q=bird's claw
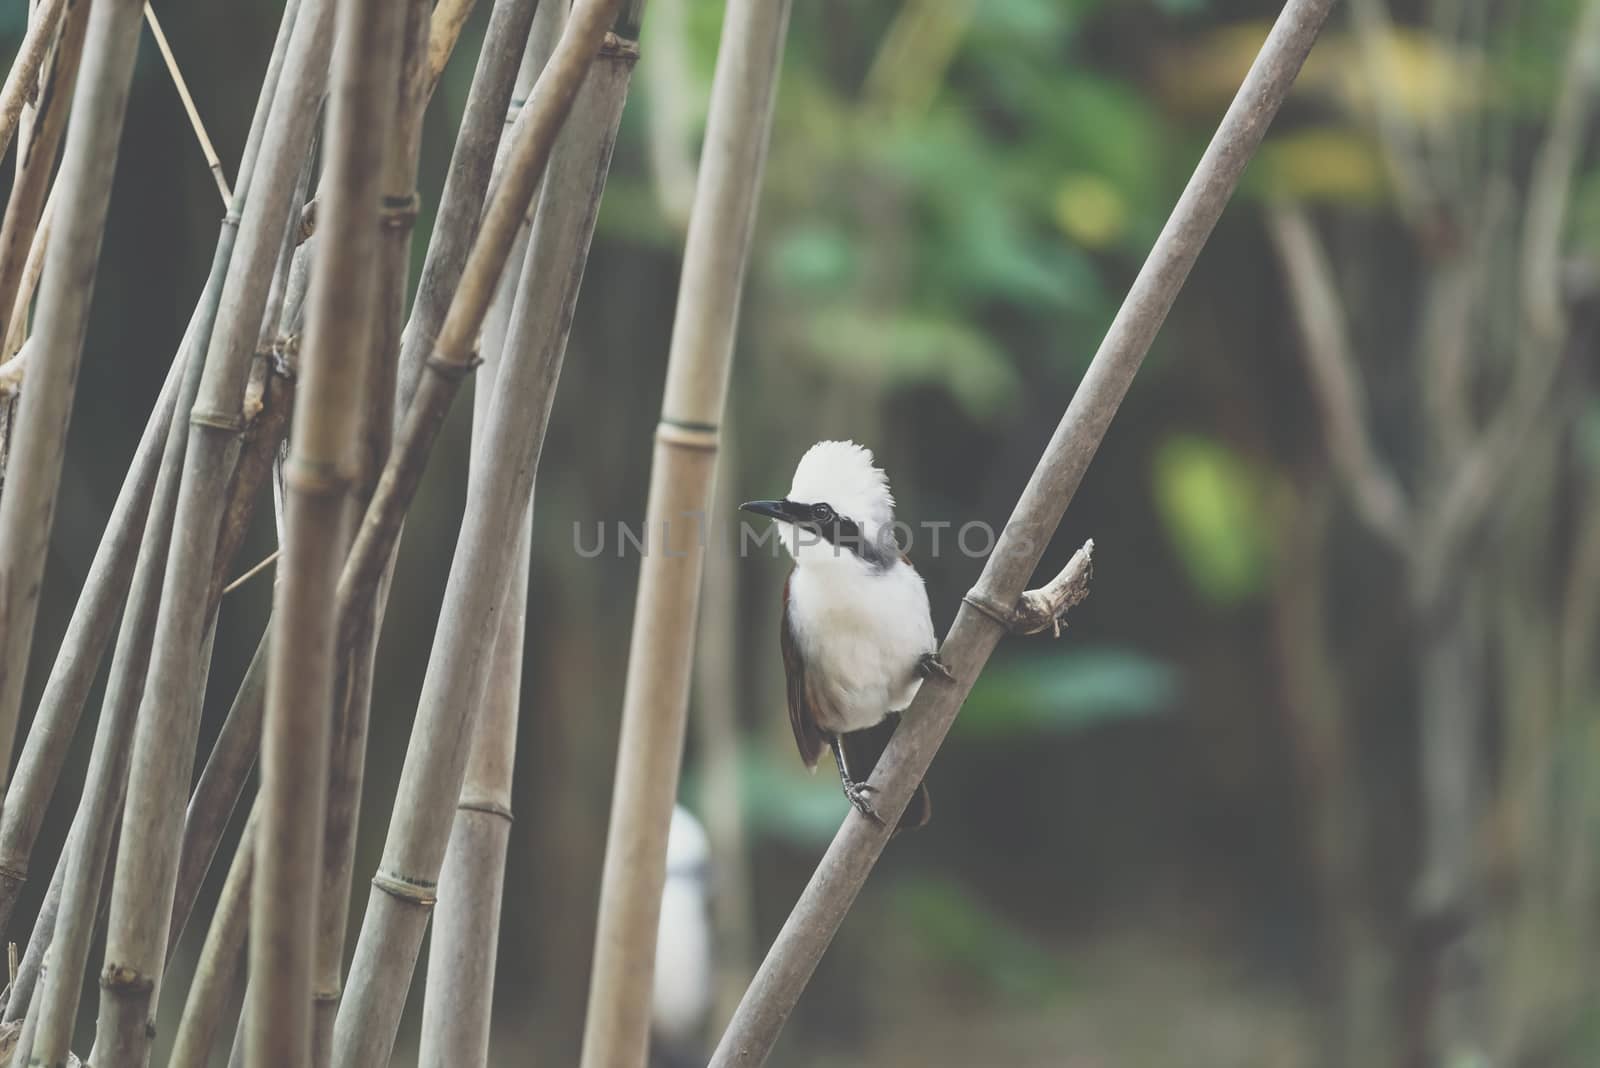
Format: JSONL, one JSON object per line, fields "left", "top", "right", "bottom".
{"left": 843, "top": 780, "right": 884, "bottom": 825}
{"left": 917, "top": 651, "right": 956, "bottom": 684}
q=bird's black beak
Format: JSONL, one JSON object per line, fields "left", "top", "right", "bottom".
{"left": 740, "top": 499, "right": 791, "bottom": 522}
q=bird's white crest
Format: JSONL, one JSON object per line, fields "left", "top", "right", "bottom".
{"left": 787, "top": 440, "right": 896, "bottom": 531}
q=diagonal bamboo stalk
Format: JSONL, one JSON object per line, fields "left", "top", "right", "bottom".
{"left": 0, "top": 0, "right": 96, "bottom": 794}
{"left": 4, "top": 183, "right": 55, "bottom": 361}
{"left": 0, "top": 0, "right": 89, "bottom": 355}
{"left": 425, "top": 0, "right": 480, "bottom": 98}
{"left": 334, "top": 24, "right": 639, "bottom": 1065}
{"left": 706, "top": 0, "right": 1338, "bottom": 1061}
{"left": 0, "top": 0, "right": 304, "bottom": 945}
{"left": 579, "top": 1, "right": 789, "bottom": 1063}
{"left": 394, "top": 0, "right": 544, "bottom": 419}
{"left": 94, "top": 0, "right": 338, "bottom": 1058}
{"left": 248, "top": 0, "right": 406, "bottom": 1060}
{"left": 0, "top": 0, "right": 66, "bottom": 167}
{"left": 15, "top": 236, "right": 233, "bottom": 1068}
{"left": 169, "top": 806, "right": 258, "bottom": 1068}
{"left": 416, "top": 12, "right": 565, "bottom": 1063}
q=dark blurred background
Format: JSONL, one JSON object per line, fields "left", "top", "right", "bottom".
{"left": 6, "top": 0, "right": 1600, "bottom": 1064}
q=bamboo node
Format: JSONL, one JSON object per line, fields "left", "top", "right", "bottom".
{"left": 190, "top": 407, "right": 245, "bottom": 433}
{"left": 600, "top": 32, "right": 642, "bottom": 64}
{"left": 424, "top": 351, "right": 483, "bottom": 382}
{"left": 0, "top": 860, "right": 27, "bottom": 884}
{"left": 655, "top": 419, "right": 719, "bottom": 452}
{"left": 458, "top": 797, "right": 514, "bottom": 823}
{"left": 312, "top": 988, "right": 341, "bottom": 1003}
{"left": 379, "top": 192, "right": 421, "bottom": 230}
{"left": 99, "top": 963, "right": 154, "bottom": 994}
{"left": 283, "top": 456, "right": 350, "bottom": 497}
{"left": 268, "top": 335, "right": 299, "bottom": 378}
{"left": 297, "top": 198, "right": 317, "bottom": 245}
{"left": 372, "top": 870, "right": 438, "bottom": 908}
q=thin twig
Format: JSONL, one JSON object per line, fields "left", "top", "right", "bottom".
{"left": 707, "top": 0, "right": 1338, "bottom": 1059}
{"left": 222, "top": 548, "right": 280, "bottom": 594}
{"left": 143, "top": 2, "right": 232, "bottom": 206}
{"left": 1266, "top": 204, "right": 1412, "bottom": 550}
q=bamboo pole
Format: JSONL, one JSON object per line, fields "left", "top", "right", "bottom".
{"left": 579, "top": 2, "right": 790, "bottom": 1064}
{"left": 333, "top": 24, "right": 638, "bottom": 1065}
{"left": 705, "top": 0, "right": 1338, "bottom": 1061}
{"left": 0, "top": 0, "right": 98, "bottom": 798}
{"left": 248, "top": 0, "right": 405, "bottom": 1060}
{"left": 94, "top": 0, "right": 338, "bottom": 1058}
{"left": 416, "top": 13, "right": 565, "bottom": 1063}
{"left": 0, "top": 0, "right": 66, "bottom": 166}
{"left": 0, "top": 0, "right": 303, "bottom": 943}
{"left": 168, "top": 0, "right": 557, "bottom": 1048}
{"left": 307, "top": 3, "right": 430, "bottom": 1063}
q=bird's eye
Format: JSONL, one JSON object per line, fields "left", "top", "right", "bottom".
{"left": 812, "top": 503, "right": 835, "bottom": 524}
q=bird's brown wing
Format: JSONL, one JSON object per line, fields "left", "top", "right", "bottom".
{"left": 781, "top": 572, "right": 828, "bottom": 770}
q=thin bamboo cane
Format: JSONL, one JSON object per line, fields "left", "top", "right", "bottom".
{"left": 94, "top": 0, "right": 337, "bottom": 1059}
{"left": 706, "top": 0, "right": 1338, "bottom": 1060}
{"left": 579, "top": 2, "right": 789, "bottom": 1063}
{"left": 333, "top": 30, "right": 638, "bottom": 1065}
{"left": 168, "top": 806, "right": 258, "bottom": 1068}
{"left": 169, "top": 0, "right": 553, "bottom": 1045}
{"left": 4, "top": 183, "right": 55, "bottom": 360}
{"left": 0, "top": 329, "right": 181, "bottom": 939}
{"left": 0, "top": 0, "right": 303, "bottom": 945}
{"left": 394, "top": 0, "right": 544, "bottom": 418}
{"left": 0, "top": 0, "right": 65, "bottom": 166}
{"left": 248, "top": 0, "right": 406, "bottom": 1059}
{"left": 15, "top": 227, "right": 235, "bottom": 1068}
{"left": 307, "top": 4, "right": 430, "bottom": 1064}
{"left": 0, "top": 0, "right": 98, "bottom": 794}
{"left": 415, "top": 14, "right": 565, "bottom": 1062}
{"left": 0, "top": 0, "right": 89, "bottom": 352}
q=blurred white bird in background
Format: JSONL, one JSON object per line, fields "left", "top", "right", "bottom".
{"left": 651, "top": 804, "right": 714, "bottom": 1067}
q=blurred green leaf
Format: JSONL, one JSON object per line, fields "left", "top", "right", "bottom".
{"left": 956, "top": 648, "right": 1176, "bottom": 739}
{"left": 890, "top": 878, "right": 1067, "bottom": 997}
{"left": 698, "top": 745, "right": 848, "bottom": 847}
{"left": 769, "top": 225, "right": 859, "bottom": 293}
{"left": 1152, "top": 435, "right": 1275, "bottom": 603}
{"left": 808, "top": 306, "right": 1022, "bottom": 420}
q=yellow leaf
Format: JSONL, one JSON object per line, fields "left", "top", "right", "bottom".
{"left": 1258, "top": 128, "right": 1386, "bottom": 204}
{"left": 1052, "top": 172, "right": 1128, "bottom": 249}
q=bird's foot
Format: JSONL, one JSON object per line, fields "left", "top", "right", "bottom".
{"left": 842, "top": 780, "right": 885, "bottom": 825}
{"left": 917, "top": 651, "right": 956, "bottom": 683}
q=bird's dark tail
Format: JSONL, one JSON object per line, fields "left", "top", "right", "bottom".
{"left": 839, "top": 712, "right": 932, "bottom": 832}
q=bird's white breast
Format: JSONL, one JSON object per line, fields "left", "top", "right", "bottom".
{"left": 788, "top": 554, "right": 936, "bottom": 734}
